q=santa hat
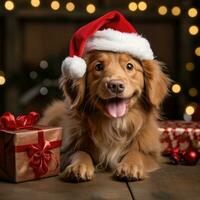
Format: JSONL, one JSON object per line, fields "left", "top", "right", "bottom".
{"left": 62, "top": 10, "right": 154, "bottom": 78}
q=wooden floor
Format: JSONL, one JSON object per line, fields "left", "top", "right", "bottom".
{"left": 0, "top": 164, "right": 200, "bottom": 200}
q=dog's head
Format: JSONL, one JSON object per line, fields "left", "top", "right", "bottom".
{"left": 60, "top": 51, "right": 170, "bottom": 118}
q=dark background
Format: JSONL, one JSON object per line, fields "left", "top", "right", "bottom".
{"left": 0, "top": 0, "right": 199, "bottom": 120}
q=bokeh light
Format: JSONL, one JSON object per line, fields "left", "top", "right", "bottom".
{"left": 4, "top": 1, "right": 15, "bottom": 11}
{"left": 185, "top": 105, "right": 195, "bottom": 115}
{"left": 86, "top": 4, "right": 96, "bottom": 14}
{"left": 188, "top": 8, "right": 198, "bottom": 18}
{"left": 40, "top": 87, "right": 48, "bottom": 95}
{"left": 183, "top": 113, "right": 192, "bottom": 122}
{"left": 188, "top": 25, "right": 199, "bottom": 35}
{"left": 51, "top": 1, "right": 60, "bottom": 10}
{"left": 138, "top": 1, "right": 147, "bottom": 11}
{"left": 171, "top": 6, "right": 181, "bottom": 16}
{"left": 29, "top": 71, "right": 38, "bottom": 79}
{"left": 195, "top": 47, "right": 200, "bottom": 56}
{"left": 128, "top": 2, "right": 137, "bottom": 12}
{"left": 0, "top": 73, "right": 6, "bottom": 85}
{"left": 40, "top": 60, "right": 48, "bottom": 69}
{"left": 172, "top": 83, "right": 181, "bottom": 93}
{"left": 158, "top": 6, "right": 168, "bottom": 15}
{"left": 189, "top": 88, "right": 198, "bottom": 97}
{"left": 185, "top": 62, "right": 195, "bottom": 71}
{"left": 66, "top": 2, "right": 75, "bottom": 12}
{"left": 31, "top": 0, "right": 40, "bottom": 8}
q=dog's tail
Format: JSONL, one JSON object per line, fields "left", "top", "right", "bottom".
{"left": 39, "top": 100, "right": 67, "bottom": 127}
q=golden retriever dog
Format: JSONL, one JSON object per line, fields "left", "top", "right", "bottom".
{"left": 40, "top": 50, "right": 170, "bottom": 182}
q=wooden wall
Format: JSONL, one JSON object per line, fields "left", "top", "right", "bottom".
{"left": 0, "top": 18, "right": 5, "bottom": 114}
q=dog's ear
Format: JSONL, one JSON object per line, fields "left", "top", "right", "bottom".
{"left": 59, "top": 74, "right": 85, "bottom": 110}
{"left": 142, "top": 60, "right": 170, "bottom": 108}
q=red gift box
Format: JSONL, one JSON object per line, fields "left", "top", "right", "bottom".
{"left": 0, "top": 112, "right": 62, "bottom": 182}
{"left": 158, "top": 121, "right": 200, "bottom": 154}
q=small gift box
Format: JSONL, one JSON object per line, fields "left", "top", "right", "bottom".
{"left": 158, "top": 121, "right": 200, "bottom": 154}
{"left": 0, "top": 112, "right": 62, "bottom": 182}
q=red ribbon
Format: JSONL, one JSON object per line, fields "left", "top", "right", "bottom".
{"left": 28, "top": 140, "right": 53, "bottom": 178}
{"left": 15, "top": 130, "right": 61, "bottom": 178}
{"left": 0, "top": 112, "right": 39, "bottom": 130}
{"left": 0, "top": 112, "right": 61, "bottom": 178}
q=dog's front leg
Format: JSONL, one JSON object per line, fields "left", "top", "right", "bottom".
{"left": 114, "top": 150, "right": 147, "bottom": 181}
{"left": 60, "top": 151, "right": 95, "bottom": 182}
{"left": 114, "top": 128, "right": 160, "bottom": 182}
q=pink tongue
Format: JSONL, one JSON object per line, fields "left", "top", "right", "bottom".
{"left": 106, "top": 101, "right": 127, "bottom": 118}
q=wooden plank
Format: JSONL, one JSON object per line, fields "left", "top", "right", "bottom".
{"left": 0, "top": 18, "right": 5, "bottom": 113}
{"left": 0, "top": 172, "right": 132, "bottom": 200}
{"left": 4, "top": 16, "right": 22, "bottom": 114}
{"left": 128, "top": 164, "right": 200, "bottom": 200}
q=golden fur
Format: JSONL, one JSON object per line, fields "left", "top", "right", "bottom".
{"left": 40, "top": 51, "right": 170, "bottom": 182}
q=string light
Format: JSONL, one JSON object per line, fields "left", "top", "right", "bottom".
{"left": 189, "top": 88, "right": 198, "bottom": 97}
{"left": 185, "top": 105, "right": 195, "bottom": 115}
{"left": 138, "top": 1, "right": 147, "bottom": 11}
{"left": 185, "top": 62, "right": 195, "bottom": 71}
{"left": 66, "top": 2, "right": 75, "bottom": 12}
{"left": 86, "top": 4, "right": 96, "bottom": 14}
{"left": 195, "top": 47, "right": 200, "bottom": 56}
{"left": 172, "top": 83, "right": 181, "bottom": 93}
{"left": 31, "top": 0, "right": 40, "bottom": 8}
{"left": 128, "top": 2, "right": 137, "bottom": 12}
{"left": 0, "top": 71, "right": 6, "bottom": 86}
{"left": 158, "top": 6, "right": 168, "bottom": 16}
{"left": 171, "top": 6, "right": 181, "bottom": 16}
{"left": 4, "top": 1, "right": 15, "bottom": 11}
{"left": 188, "top": 25, "right": 199, "bottom": 35}
{"left": 51, "top": 1, "right": 60, "bottom": 10}
{"left": 188, "top": 8, "right": 198, "bottom": 18}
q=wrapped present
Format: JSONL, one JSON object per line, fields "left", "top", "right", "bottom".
{"left": 159, "top": 121, "right": 200, "bottom": 154}
{"left": 0, "top": 112, "right": 62, "bottom": 182}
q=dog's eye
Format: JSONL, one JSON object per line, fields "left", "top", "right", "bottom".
{"left": 95, "top": 63, "right": 104, "bottom": 71}
{"left": 126, "top": 63, "right": 134, "bottom": 71}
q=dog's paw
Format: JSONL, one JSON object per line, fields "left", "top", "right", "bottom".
{"left": 60, "top": 163, "right": 95, "bottom": 183}
{"left": 114, "top": 162, "right": 146, "bottom": 182}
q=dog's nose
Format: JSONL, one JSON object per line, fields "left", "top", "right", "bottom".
{"left": 107, "top": 80, "right": 125, "bottom": 94}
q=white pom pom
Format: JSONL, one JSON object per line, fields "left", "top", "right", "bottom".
{"left": 61, "top": 56, "right": 87, "bottom": 78}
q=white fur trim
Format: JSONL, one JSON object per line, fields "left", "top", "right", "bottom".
{"left": 85, "top": 29, "right": 154, "bottom": 60}
{"left": 61, "top": 56, "right": 87, "bottom": 78}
